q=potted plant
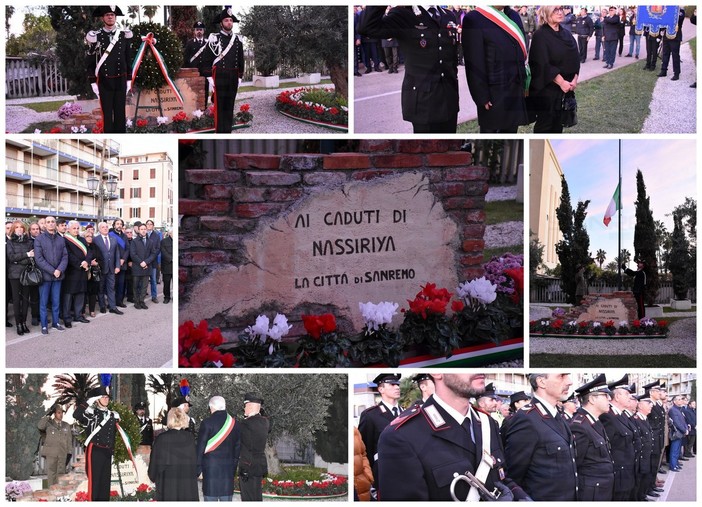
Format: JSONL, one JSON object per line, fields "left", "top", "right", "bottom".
{"left": 349, "top": 301, "right": 403, "bottom": 367}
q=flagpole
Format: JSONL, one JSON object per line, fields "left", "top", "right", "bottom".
{"left": 618, "top": 140, "right": 622, "bottom": 290}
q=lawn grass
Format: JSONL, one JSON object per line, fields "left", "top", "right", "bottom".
{"left": 21, "top": 100, "right": 71, "bottom": 113}
{"left": 531, "top": 353, "right": 695, "bottom": 368}
{"left": 689, "top": 36, "right": 696, "bottom": 60}
{"left": 663, "top": 305, "right": 696, "bottom": 313}
{"left": 21, "top": 121, "right": 60, "bottom": 133}
{"left": 238, "top": 79, "right": 333, "bottom": 94}
{"left": 484, "top": 199, "right": 523, "bottom": 225}
{"left": 458, "top": 60, "right": 658, "bottom": 133}
{"left": 483, "top": 245, "right": 522, "bottom": 263}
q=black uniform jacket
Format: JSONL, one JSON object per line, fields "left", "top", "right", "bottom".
{"left": 358, "top": 401, "right": 396, "bottom": 472}
{"left": 632, "top": 414, "right": 655, "bottom": 474}
{"left": 599, "top": 408, "right": 636, "bottom": 493}
{"left": 569, "top": 408, "right": 614, "bottom": 501}
{"left": 74, "top": 402, "right": 117, "bottom": 449}
{"left": 200, "top": 31, "right": 245, "bottom": 80}
{"left": 184, "top": 38, "right": 208, "bottom": 71}
{"left": 238, "top": 414, "right": 270, "bottom": 477}
{"left": 86, "top": 28, "right": 134, "bottom": 83}
{"left": 462, "top": 7, "right": 529, "bottom": 130}
{"left": 376, "top": 396, "right": 527, "bottom": 501}
{"left": 358, "top": 6, "right": 459, "bottom": 125}
{"left": 649, "top": 402, "right": 666, "bottom": 455}
{"left": 504, "top": 398, "right": 578, "bottom": 501}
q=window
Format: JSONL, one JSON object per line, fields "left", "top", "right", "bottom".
{"left": 149, "top": 207, "right": 155, "bottom": 218}
{"left": 119, "top": 188, "right": 124, "bottom": 199}
{"left": 133, "top": 169, "right": 139, "bottom": 180}
{"left": 129, "top": 207, "right": 139, "bottom": 219}
{"left": 130, "top": 188, "right": 141, "bottom": 198}
{"left": 150, "top": 168, "right": 156, "bottom": 179}
{"left": 150, "top": 187, "right": 156, "bottom": 198}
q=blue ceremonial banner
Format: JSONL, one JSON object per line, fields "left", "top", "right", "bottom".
{"left": 635, "top": 5, "right": 682, "bottom": 37}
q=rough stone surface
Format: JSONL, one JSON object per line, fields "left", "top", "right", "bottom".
{"left": 181, "top": 172, "right": 459, "bottom": 331}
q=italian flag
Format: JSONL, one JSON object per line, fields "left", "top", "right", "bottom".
{"left": 603, "top": 182, "right": 620, "bottom": 227}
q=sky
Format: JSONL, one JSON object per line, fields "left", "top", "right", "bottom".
{"left": 119, "top": 137, "right": 177, "bottom": 161}
{"left": 549, "top": 139, "right": 696, "bottom": 267}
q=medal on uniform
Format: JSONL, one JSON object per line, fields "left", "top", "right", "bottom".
{"left": 419, "top": 38, "right": 427, "bottom": 48}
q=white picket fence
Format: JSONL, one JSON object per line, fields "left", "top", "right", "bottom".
{"left": 530, "top": 278, "right": 697, "bottom": 304}
{"left": 6, "top": 57, "right": 70, "bottom": 99}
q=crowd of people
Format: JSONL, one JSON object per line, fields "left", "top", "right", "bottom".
{"left": 355, "top": 373, "right": 696, "bottom": 501}
{"left": 355, "top": 5, "right": 692, "bottom": 133}
{"left": 5, "top": 216, "right": 173, "bottom": 336}
{"left": 38, "top": 383, "right": 270, "bottom": 502}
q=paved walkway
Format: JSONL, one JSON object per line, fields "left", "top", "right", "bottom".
{"left": 656, "top": 454, "right": 696, "bottom": 501}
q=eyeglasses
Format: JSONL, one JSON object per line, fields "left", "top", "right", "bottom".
{"left": 553, "top": 7, "right": 564, "bottom": 13}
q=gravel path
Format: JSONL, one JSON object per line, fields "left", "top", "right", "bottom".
{"left": 642, "top": 41, "right": 696, "bottom": 133}
{"left": 6, "top": 106, "right": 59, "bottom": 133}
{"left": 529, "top": 317, "right": 696, "bottom": 359}
{"left": 485, "top": 185, "right": 518, "bottom": 202}
{"left": 485, "top": 221, "right": 523, "bottom": 249}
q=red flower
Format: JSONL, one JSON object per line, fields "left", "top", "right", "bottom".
{"left": 110, "top": 490, "right": 119, "bottom": 497}
{"left": 240, "top": 103, "right": 250, "bottom": 112}
{"left": 220, "top": 353, "right": 236, "bottom": 367}
{"left": 551, "top": 319, "right": 564, "bottom": 330}
{"left": 136, "top": 118, "right": 148, "bottom": 128}
{"left": 172, "top": 111, "right": 187, "bottom": 122}
{"left": 329, "top": 107, "right": 339, "bottom": 115}
{"left": 74, "top": 491, "right": 90, "bottom": 502}
{"left": 504, "top": 267, "right": 524, "bottom": 303}
{"left": 632, "top": 320, "right": 641, "bottom": 327}
{"left": 302, "top": 313, "right": 337, "bottom": 339}
{"left": 604, "top": 320, "right": 615, "bottom": 327}
{"left": 50, "top": 126, "right": 62, "bottom": 133}
{"left": 179, "top": 139, "right": 198, "bottom": 145}
{"left": 136, "top": 484, "right": 150, "bottom": 493}
{"left": 658, "top": 320, "right": 667, "bottom": 327}
{"left": 92, "top": 120, "right": 104, "bottom": 134}
{"left": 451, "top": 300, "right": 465, "bottom": 312}
{"left": 578, "top": 321, "right": 589, "bottom": 328}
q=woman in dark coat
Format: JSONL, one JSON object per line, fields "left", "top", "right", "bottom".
{"left": 527, "top": 5, "right": 580, "bottom": 133}
{"left": 6, "top": 221, "right": 34, "bottom": 335}
{"left": 83, "top": 230, "right": 101, "bottom": 318}
{"left": 160, "top": 231, "right": 173, "bottom": 304}
{"left": 27, "top": 222, "right": 42, "bottom": 326}
{"left": 148, "top": 408, "right": 199, "bottom": 501}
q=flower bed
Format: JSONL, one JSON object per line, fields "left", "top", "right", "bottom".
{"left": 261, "top": 473, "right": 347, "bottom": 498}
{"left": 275, "top": 87, "right": 348, "bottom": 131}
{"left": 530, "top": 317, "right": 669, "bottom": 338}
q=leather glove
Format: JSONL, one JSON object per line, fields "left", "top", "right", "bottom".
{"left": 91, "top": 83, "right": 100, "bottom": 99}
{"left": 491, "top": 481, "right": 514, "bottom": 502}
{"left": 126, "top": 80, "right": 132, "bottom": 94}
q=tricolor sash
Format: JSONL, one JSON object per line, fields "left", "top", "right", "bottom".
{"left": 475, "top": 6, "right": 531, "bottom": 91}
{"left": 131, "top": 32, "right": 184, "bottom": 105}
{"left": 64, "top": 233, "right": 87, "bottom": 256}
{"left": 95, "top": 28, "right": 123, "bottom": 78}
{"left": 205, "top": 413, "right": 235, "bottom": 453}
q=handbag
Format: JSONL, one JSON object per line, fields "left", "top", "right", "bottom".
{"left": 561, "top": 92, "right": 578, "bottom": 128}
{"left": 669, "top": 417, "right": 684, "bottom": 441}
{"left": 90, "top": 265, "right": 102, "bottom": 283}
{"left": 19, "top": 258, "right": 43, "bottom": 286}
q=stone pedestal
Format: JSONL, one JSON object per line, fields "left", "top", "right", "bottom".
{"left": 127, "top": 67, "right": 207, "bottom": 119}
{"left": 670, "top": 299, "right": 691, "bottom": 310}
{"left": 253, "top": 74, "right": 279, "bottom": 88}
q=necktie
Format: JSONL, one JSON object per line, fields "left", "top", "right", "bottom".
{"left": 103, "top": 236, "right": 109, "bottom": 250}
{"left": 143, "top": 237, "right": 147, "bottom": 246}
{"left": 462, "top": 414, "right": 476, "bottom": 443}
{"left": 392, "top": 407, "right": 399, "bottom": 418}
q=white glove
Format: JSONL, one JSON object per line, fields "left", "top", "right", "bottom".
{"left": 112, "top": 411, "right": 121, "bottom": 421}
{"left": 207, "top": 76, "right": 215, "bottom": 89}
{"left": 84, "top": 406, "right": 95, "bottom": 416}
{"left": 126, "top": 80, "right": 132, "bottom": 94}
{"left": 239, "top": 77, "right": 242, "bottom": 85}
{"left": 91, "top": 83, "right": 100, "bottom": 99}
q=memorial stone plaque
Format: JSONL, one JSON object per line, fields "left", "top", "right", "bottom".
{"left": 576, "top": 297, "right": 632, "bottom": 323}
{"left": 110, "top": 455, "right": 152, "bottom": 494}
{"left": 127, "top": 78, "right": 198, "bottom": 119}
{"left": 182, "top": 172, "right": 461, "bottom": 331}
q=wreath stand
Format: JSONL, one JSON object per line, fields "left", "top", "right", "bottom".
{"left": 131, "top": 87, "right": 165, "bottom": 123}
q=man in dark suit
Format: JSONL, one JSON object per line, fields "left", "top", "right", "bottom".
{"left": 62, "top": 220, "right": 90, "bottom": 327}
{"left": 85, "top": 6, "right": 134, "bottom": 133}
{"left": 109, "top": 219, "right": 129, "bottom": 308}
{"left": 196, "top": 395, "right": 241, "bottom": 501}
{"left": 359, "top": 5, "right": 460, "bottom": 133}
{"left": 569, "top": 374, "right": 614, "bottom": 501}
{"left": 657, "top": 8, "right": 686, "bottom": 80}
{"left": 145, "top": 220, "right": 161, "bottom": 303}
{"left": 358, "top": 373, "right": 402, "bottom": 485}
{"left": 599, "top": 376, "right": 636, "bottom": 500}
{"left": 238, "top": 392, "right": 271, "bottom": 501}
{"left": 160, "top": 230, "right": 173, "bottom": 304}
{"left": 504, "top": 373, "right": 577, "bottom": 501}
{"left": 200, "top": 7, "right": 245, "bottom": 133}
{"left": 461, "top": 5, "right": 529, "bottom": 133}
{"left": 94, "top": 221, "right": 123, "bottom": 315}
{"left": 377, "top": 373, "right": 529, "bottom": 501}
{"left": 129, "top": 223, "right": 157, "bottom": 310}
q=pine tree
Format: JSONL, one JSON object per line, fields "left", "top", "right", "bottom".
{"left": 48, "top": 6, "right": 98, "bottom": 97}
{"left": 633, "top": 170, "right": 660, "bottom": 305}
{"left": 554, "top": 175, "right": 591, "bottom": 304}
{"left": 6, "top": 374, "right": 50, "bottom": 480}
{"left": 313, "top": 384, "right": 348, "bottom": 463}
{"left": 669, "top": 212, "right": 690, "bottom": 300}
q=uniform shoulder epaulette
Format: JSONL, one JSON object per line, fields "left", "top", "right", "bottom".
{"left": 389, "top": 405, "right": 421, "bottom": 430}
{"left": 86, "top": 30, "right": 98, "bottom": 43}
{"left": 519, "top": 402, "right": 536, "bottom": 412}
{"left": 124, "top": 29, "right": 133, "bottom": 38}
{"left": 571, "top": 413, "right": 585, "bottom": 424}
{"left": 361, "top": 405, "right": 380, "bottom": 416}
{"left": 207, "top": 33, "right": 218, "bottom": 43}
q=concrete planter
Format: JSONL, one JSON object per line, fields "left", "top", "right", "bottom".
{"left": 645, "top": 305, "right": 664, "bottom": 318}
{"left": 670, "top": 299, "right": 692, "bottom": 310}
{"left": 253, "top": 74, "right": 279, "bottom": 88}
{"left": 298, "top": 72, "right": 321, "bottom": 84}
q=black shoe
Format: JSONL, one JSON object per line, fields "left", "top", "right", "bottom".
{"left": 142, "top": 303, "right": 149, "bottom": 310}
{"left": 100, "top": 307, "right": 107, "bottom": 314}
{"left": 691, "top": 82, "right": 697, "bottom": 88}
{"left": 127, "top": 298, "right": 134, "bottom": 303}
{"left": 364, "top": 68, "right": 372, "bottom": 74}
{"left": 647, "top": 492, "right": 660, "bottom": 498}
{"left": 163, "top": 298, "right": 170, "bottom": 304}
{"left": 52, "top": 324, "right": 65, "bottom": 331}
{"left": 626, "top": 54, "right": 632, "bottom": 57}
{"left": 671, "top": 74, "right": 679, "bottom": 81}
{"left": 21, "top": 323, "right": 29, "bottom": 333}
{"left": 658, "top": 468, "right": 667, "bottom": 474}
{"left": 109, "top": 308, "right": 124, "bottom": 315}
{"left": 41, "top": 327, "right": 48, "bottom": 335}
{"left": 593, "top": 57, "right": 599, "bottom": 60}
{"left": 16, "top": 324, "right": 24, "bottom": 336}
{"left": 603, "top": 64, "right": 610, "bottom": 68}
{"left": 116, "top": 302, "right": 127, "bottom": 308}
{"left": 76, "top": 317, "right": 90, "bottom": 323}
{"left": 652, "top": 487, "right": 664, "bottom": 493}
{"left": 64, "top": 322, "right": 72, "bottom": 328}
{"left": 6, "top": 321, "right": 12, "bottom": 328}
{"left": 679, "top": 456, "right": 689, "bottom": 461}
{"left": 635, "top": 55, "right": 639, "bottom": 59}
{"left": 375, "top": 67, "right": 382, "bottom": 72}
{"left": 657, "top": 71, "right": 667, "bottom": 77}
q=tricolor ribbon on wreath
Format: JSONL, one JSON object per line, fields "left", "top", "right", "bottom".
{"left": 131, "top": 32, "right": 184, "bottom": 106}
{"left": 115, "top": 422, "right": 140, "bottom": 481}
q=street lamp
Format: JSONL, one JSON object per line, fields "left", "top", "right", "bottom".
{"left": 87, "top": 175, "right": 118, "bottom": 222}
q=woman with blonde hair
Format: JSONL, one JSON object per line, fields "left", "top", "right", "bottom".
{"left": 6, "top": 221, "right": 34, "bottom": 335}
{"left": 527, "top": 6, "right": 580, "bottom": 133}
{"left": 147, "top": 408, "right": 198, "bottom": 501}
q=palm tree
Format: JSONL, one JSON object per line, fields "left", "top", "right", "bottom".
{"left": 619, "top": 249, "right": 632, "bottom": 266}
{"left": 51, "top": 374, "right": 98, "bottom": 408}
{"left": 127, "top": 6, "right": 141, "bottom": 24}
{"left": 595, "top": 249, "right": 606, "bottom": 269}
{"left": 143, "top": 5, "right": 158, "bottom": 21}
{"left": 146, "top": 374, "right": 176, "bottom": 423}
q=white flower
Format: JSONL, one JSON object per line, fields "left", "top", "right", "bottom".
{"left": 268, "top": 313, "right": 292, "bottom": 342}
{"left": 568, "top": 320, "right": 577, "bottom": 327}
{"left": 193, "top": 109, "right": 204, "bottom": 118}
{"left": 126, "top": 118, "right": 133, "bottom": 128}
{"left": 34, "top": 129, "right": 41, "bottom": 134}
{"left": 619, "top": 320, "right": 629, "bottom": 327}
{"left": 541, "top": 320, "right": 549, "bottom": 326}
{"left": 213, "top": 360, "right": 223, "bottom": 368}
{"left": 71, "top": 126, "right": 79, "bottom": 133}
{"left": 592, "top": 321, "right": 601, "bottom": 327}
{"left": 359, "top": 301, "right": 398, "bottom": 332}
{"left": 79, "top": 125, "right": 87, "bottom": 133}
{"left": 157, "top": 116, "right": 169, "bottom": 125}
{"left": 457, "top": 277, "right": 497, "bottom": 307}
{"left": 246, "top": 314, "right": 270, "bottom": 339}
